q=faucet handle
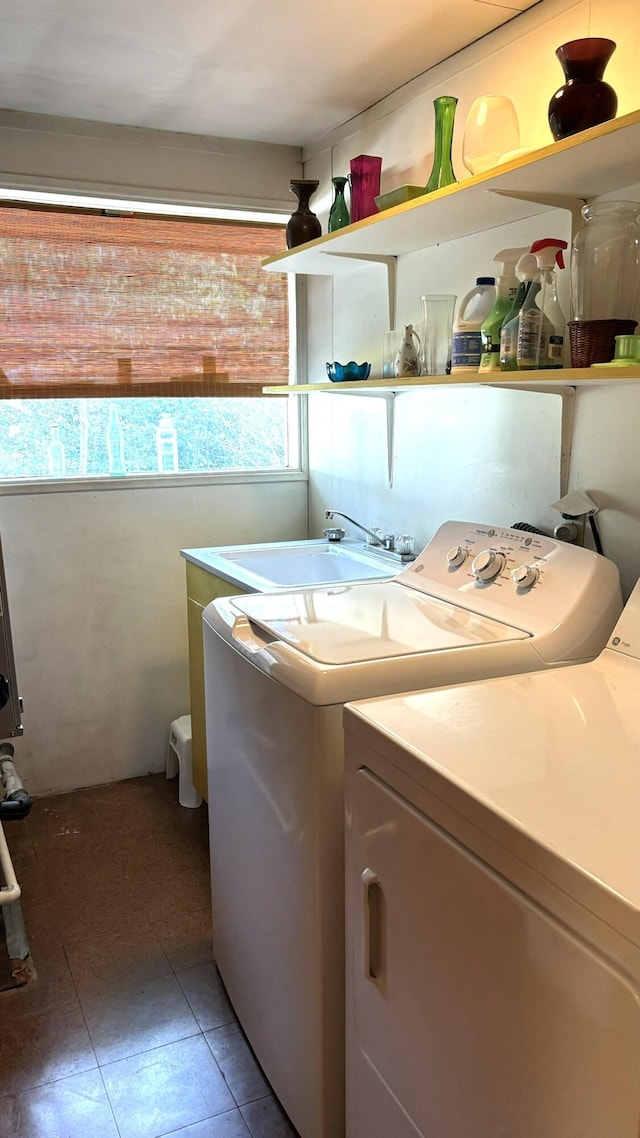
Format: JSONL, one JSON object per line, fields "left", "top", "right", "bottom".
{"left": 323, "top": 527, "right": 346, "bottom": 542}
{"left": 365, "top": 526, "right": 385, "bottom": 546}
{"left": 394, "top": 535, "right": 414, "bottom": 555}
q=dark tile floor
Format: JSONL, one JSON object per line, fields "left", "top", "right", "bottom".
{"left": 0, "top": 774, "right": 299, "bottom": 1138}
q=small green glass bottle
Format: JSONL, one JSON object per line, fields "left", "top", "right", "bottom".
{"left": 328, "top": 176, "right": 350, "bottom": 232}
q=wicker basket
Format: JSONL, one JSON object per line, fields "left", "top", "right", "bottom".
{"left": 568, "top": 319, "right": 638, "bottom": 368}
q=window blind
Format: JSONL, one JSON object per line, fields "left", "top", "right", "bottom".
{"left": 0, "top": 206, "right": 289, "bottom": 398}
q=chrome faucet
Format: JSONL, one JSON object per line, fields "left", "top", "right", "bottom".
{"left": 324, "top": 509, "right": 393, "bottom": 550}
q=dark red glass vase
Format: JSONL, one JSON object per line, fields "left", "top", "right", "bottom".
{"left": 286, "top": 180, "right": 322, "bottom": 249}
{"left": 548, "top": 37, "right": 618, "bottom": 141}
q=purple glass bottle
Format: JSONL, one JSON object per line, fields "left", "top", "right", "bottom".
{"left": 349, "top": 155, "right": 382, "bottom": 223}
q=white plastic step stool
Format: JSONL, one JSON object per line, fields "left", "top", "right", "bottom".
{"left": 166, "top": 715, "right": 202, "bottom": 808}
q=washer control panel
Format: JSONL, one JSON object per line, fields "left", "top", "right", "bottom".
{"left": 397, "top": 520, "right": 621, "bottom": 648}
{"left": 440, "top": 526, "right": 552, "bottom": 593}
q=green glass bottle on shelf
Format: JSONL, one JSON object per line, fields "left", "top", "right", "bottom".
{"left": 424, "top": 95, "right": 458, "bottom": 194}
{"left": 328, "top": 176, "right": 350, "bottom": 232}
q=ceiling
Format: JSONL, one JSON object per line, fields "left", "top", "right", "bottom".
{"left": 0, "top": 0, "right": 538, "bottom": 148}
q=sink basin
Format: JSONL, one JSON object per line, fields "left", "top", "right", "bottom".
{"left": 182, "top": 539, "right": 401, "bottom": 591}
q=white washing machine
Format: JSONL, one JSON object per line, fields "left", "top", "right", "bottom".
{"left": 202, "top": 520, "right": 622, "bottom": 1138}
{"left": 343, "top": 579, "right": 640, "bottom": 1138}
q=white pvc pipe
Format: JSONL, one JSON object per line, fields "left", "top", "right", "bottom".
{"left": 0, "top": 822, "right": 20, "bottom": 905}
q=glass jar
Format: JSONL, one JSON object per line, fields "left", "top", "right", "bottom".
{"left": 571, "top": 201, "right": 640, "bottom": 321}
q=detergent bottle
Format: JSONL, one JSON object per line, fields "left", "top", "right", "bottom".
{"left": 516, "top": 238, "right": 568, "bottom": 370}
{"left": 499, "top": 252, "right": 538, "bottom": 371}
{"left": 450, "top": 277, "right": 495, "bottom": 373}
{"left": 478, "top": 247, "right": 526, "bottom": 372}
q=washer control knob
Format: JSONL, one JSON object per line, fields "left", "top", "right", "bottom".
{"left": 446, "top": 545, "right": 468, "bottom": 569}
{"left": 512, "top": 563, "right": 539, "bottom": 590}
{"left": 471, "top": 549, "right": 505, "bottom": 582}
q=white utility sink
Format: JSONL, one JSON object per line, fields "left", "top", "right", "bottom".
{"left": 181, "top": 539, "right": 403, "bottom": 591}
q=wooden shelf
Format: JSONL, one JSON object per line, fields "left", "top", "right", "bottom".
{"left": 262, "top": 111, "right": 640, "bottom": 276}
{"left": 263, "top": 368, "right": 640, "bottom": 395}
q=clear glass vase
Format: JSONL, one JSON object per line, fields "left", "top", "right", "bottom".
{"left": 419, "top": 294, "right": 457, "bottom": 375}
{"left": 570, "top": 201, "right": 640, "bottom": 321}
{"left": 462, "top": 95, "right": 520, "bottom": 175}
{"left": 424, "top": 96, "right": 458, "bottom": 194}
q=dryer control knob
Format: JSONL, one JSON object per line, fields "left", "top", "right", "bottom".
{"left": 471, "top": 549, "right": 505, "bottom": 582}
{"left": 512, "top": 563, "right": 539, "bottom": 590}
{"left": 446, "top": 545, "right": 468, "bottom": 569}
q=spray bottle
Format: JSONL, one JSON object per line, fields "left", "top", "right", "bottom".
{"left": 478, "top": 247, "right": 527, "bottom": 372}
{"left": 516, "top": 238, "right": 568, "bottom": 370}
{"left": 499, "top": 252, "right": 538, "bottom": 371}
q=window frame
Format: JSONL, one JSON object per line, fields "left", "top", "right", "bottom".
{"left": 0, "top": 190, "right": 305, "bottom": 490}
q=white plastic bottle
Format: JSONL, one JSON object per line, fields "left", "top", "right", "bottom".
{"left": 156, "top": 413, "right": 179, "bottom": 472}
{"left": 516, "top": 238, "right": 568, "bottom": 370}
{"left": 450, "top": 277, "right": 496, "bottom": 373}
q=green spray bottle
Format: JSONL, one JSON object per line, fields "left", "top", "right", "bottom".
{"left": 478, "top": 247, "right": 527, "bottom": 372}
{"left": 499, "top": 252, "right": 538, "bottom": 371}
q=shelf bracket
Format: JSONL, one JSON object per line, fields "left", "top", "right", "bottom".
{"left": 385, "top": 392, "right": 395, "bottom": 489}
{"left": 489, "top": 189, "right": 586, "bottom": 235}
{"left": 322, "top": 253, "right": 397, "bottom": 329}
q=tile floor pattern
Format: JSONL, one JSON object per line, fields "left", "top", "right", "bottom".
{"left": 0, "top": 774, "right": 300, "bottom": 1138}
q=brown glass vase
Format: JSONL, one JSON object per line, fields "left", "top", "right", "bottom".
{"left": 286, "top": 180, "right": 322, "bottom": 249}
{"left": 548, "top": 38, "right": 618, "bottom": 141}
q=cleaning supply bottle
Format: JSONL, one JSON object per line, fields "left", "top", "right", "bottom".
{"left": 499, "top": 252, "right": 538, "bottom": 371}
{"left": 450, "top": 277, "right": 495, "bottom": 373}
{"left": 478, "top": 248, "right": 527, "bottom": 372}
{"left": 516, "top": 238, "right": 568, "bottom": 370}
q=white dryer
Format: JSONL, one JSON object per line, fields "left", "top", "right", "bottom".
{"left": 202, "top": 520, "right": 622, "bottom": 1138}
{"left": 344, "top": 579, "right": 640, "bottom": 1138}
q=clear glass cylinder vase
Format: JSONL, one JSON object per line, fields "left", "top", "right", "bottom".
{"left": 571, "top": 200, "right": 640, "bottom": 321}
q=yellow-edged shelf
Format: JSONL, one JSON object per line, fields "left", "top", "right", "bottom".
{"left": 263, "top": 368, "right": 640, "bottom": 394}
{"left": 262, "top": 110, "right": 640, "bottom": 276}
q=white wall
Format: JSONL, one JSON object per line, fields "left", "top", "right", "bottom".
{"left": 303, "top": 0, "right": 640, "bottom": 599}
{"left": 1, "top": 477, "right": 307, "bottom": 796}
{"left": 0, "top": 109, "right": 302, "bottom": 211}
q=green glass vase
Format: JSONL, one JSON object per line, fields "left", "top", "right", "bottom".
{"left": 328, "top": 176, "right": 350, "bottom": 232}
{"left": 424, "top": 95, "right": 458, "bottom": 194}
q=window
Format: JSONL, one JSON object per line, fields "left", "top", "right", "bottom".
{"left": 0, "top": 198, "right": 298, "bottom": 481}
